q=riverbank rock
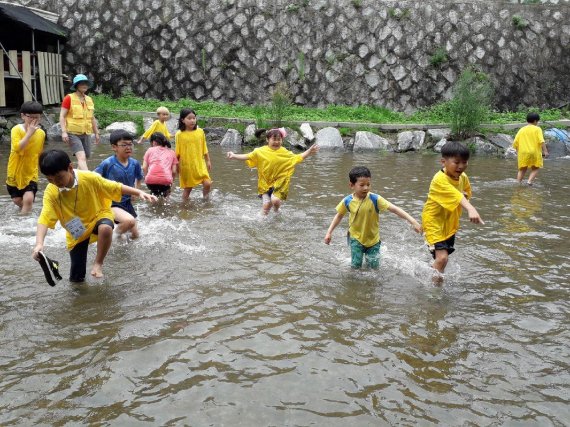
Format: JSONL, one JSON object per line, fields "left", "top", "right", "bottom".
{"left": 47, "top": 123, "right": 63, "bottom": 141}
{"left": 284, "top": 128, "right": 306, "bottom": 149}
{"left": 433, "top": 138, "right": 448, "bottom": 153}
{"left": 244, "top": 124, "right": 257, "bottom": 145}
{"left": 203, "top": 127, "right": 227, "bottom": 144}
{"left": 467, "top": 136, "right": 500, "bottom": 155}
{"left": 397, "top": 131, "right": 425, "bottom": 152}
{"left": 315, "top": 127, "right": 343, "bottom": 150}
{"left": 300, "top": 123, "right": 315, "bottom": 142}
{"left": 105, "top": 121, "right": 137, "bottom": 135}
{"left": 488, "top": 133, "right": 513, "bottom": 150}
{"left": 545, "top": 137, "right": 569, "bottom": 158}
{"left": 220, "top": 129, "right": 242, "bottom": 147}
{"left": 504, "top": 147, "right": 517, "bottom": 159}
{"left": 353, "top": 131, "right": 392, "bottom": 151}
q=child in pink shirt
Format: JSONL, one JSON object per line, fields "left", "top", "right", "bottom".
{"left": 142, "top": 132, "right": 178, "bottom": 198}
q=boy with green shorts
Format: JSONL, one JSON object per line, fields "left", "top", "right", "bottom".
{"left": 324, "top": 166, "right": 422, "bottom": 269}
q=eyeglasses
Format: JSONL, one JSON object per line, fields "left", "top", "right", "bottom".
{"left": 116, "top": 144, "right": 134, "bottom": 148}
{"left": 24, "top": 114, "right": 41, "bottom": 119}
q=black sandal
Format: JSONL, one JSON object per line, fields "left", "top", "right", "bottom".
{"left": 37, "top": 251, "right": 62, "bottom": 287}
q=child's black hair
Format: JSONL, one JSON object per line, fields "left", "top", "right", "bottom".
{"left": 39, "top": 149, "right": 71, "bottom": 176}
{"left": 441, "top": 141, "right": 470, "bottom": 161}
{"left": 178, "top": 108, "right": 197, "bottom": 131}
{"left": 110, "top": 129, "right": 134, "bottom": 145}
{"left": 349, "top": 166, "right": 371, "bottom": 184}
{"left": 150, "top": 131, "right": 171, "bottom": 148}
{"left": 20, "top": 101, "right": 43, "bottom": 114}
{"left": 526, "top": 112, "right": 540, "bottom": 123}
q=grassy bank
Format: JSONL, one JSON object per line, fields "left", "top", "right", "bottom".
{"left": 92, "top": 93, "right": 569, "bottom": 131}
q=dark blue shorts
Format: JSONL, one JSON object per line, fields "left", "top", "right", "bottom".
{"left": 429, "top": 234, "right": 456, "bottom": 259}
{"left": 69, "top": 218, "right": 114, "bottom": 282}
{"left": 112, "top": 199, "right": 137, "bottom": 220}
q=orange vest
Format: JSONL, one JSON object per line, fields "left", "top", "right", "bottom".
{"left": 66, "top": 93, "right": 94, "bottom": 134}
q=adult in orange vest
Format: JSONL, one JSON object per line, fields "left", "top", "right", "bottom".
{"left": 59, "top": 74, "right": 100, "bottom": 170}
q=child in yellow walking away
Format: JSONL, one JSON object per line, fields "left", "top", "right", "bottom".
{"left": 175, "top": 108, "right": 212, "bottom": 201}
{"left": 32, "top": 150, "right": 157, "bottom": 282}
{"left": 513, "top": 112, "right": 549, "bottom": 185}
{"left": 422, "top": 141, "right": 484, "bottom": 284}
{"left": 137, "top": 106, "right": 171, "bottom": 144}
{"left": 227, "top": 128, "right": 319, "bottom": 215}
{"left": 324, "top": 166, "right": 422, "bottom": 269}
{"left": 6, "top": 101, "right": 45, "bottom": 214}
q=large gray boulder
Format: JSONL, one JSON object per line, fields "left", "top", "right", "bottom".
{"left": 504, "top": 146, "right": 517, "bottom": 159}
{"left": 468, "top": 137, "right": 500, "bottom": 155}
{"left": 433, "top": 138, "right": 448, "bottom": 153}
{"left": 397, "top": 131, "right": 425, "bottom": 152}
{"left": 47, "top": 123, "right": 63, "bottom": 142}
{"left": 545, "top": 138, "right": 568, "bottom": 158}
{"left": 203, "top": 127, "right": 227, "bottom": 144}
{"left": 353, "top": 131, "right": 392, "bottom": 151}
{"left": 220, "top": 129, "right": 242, "bottom": 147}
{"left": 488, "top": 133, "right": 514, "bottom": 150}
{"left": 299, "top": 123, "right": 315, "bottom": 142}
{"left": 243, "top": 124, "right": 257, "bottom": 145}
{"left": 105, "top": 121, "right": 138, "bottom": 135}
{"left": 284, "top": 128, "right": 306, "bottom": 149}
{"left": 315, "top": 127, "right": 344, "bottom": 150}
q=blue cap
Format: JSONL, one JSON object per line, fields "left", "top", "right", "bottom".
{"left": 70, "top": 74, "right": 93, "bottom": 91}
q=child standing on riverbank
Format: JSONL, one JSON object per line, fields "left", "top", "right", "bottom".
{"left": 226, "top": 128, "right": 319, "bottom": 215}
{"left": 32, "top": 150, "right": 156, "bottom": 281}
{"left": 94, "top": 130, "right": 144, "bottom": 239}
{"left": 513, "top": 112, "right": 549, "bottom": 185}
{"left": 6, "top": 101, "right": 45, "bottom": 214}
{"left": 143, "top": 132, "right": 178, "bottom": 198}
{"left": 324, "top": 166, "right": 422, "bottom": 269}
{"left": 137, "top": 106, "right": 171, "bottom": 144}
{"left": 175, "top": 108, "right": 212, "bottom": 201}
{"left": 422, "top": 141, "right": 484, "bottom": 283}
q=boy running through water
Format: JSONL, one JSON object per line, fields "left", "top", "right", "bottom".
{"left": 324, "top": 166, "right": 422, "bottom": 269}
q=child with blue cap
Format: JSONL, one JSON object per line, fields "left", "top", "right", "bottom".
{"left": 59, "top": 73, "right": 100, "bottom": 170}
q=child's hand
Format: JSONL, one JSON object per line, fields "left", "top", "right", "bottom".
{"left": 32, "top": 244, "right": 43, "bottom": 261}
{"left": 324, "top": 233, "right": 332, "bottom": 245}
{"left": 309, "top": 144, "right": 320, "bottom": 155}
{"left": 226, "top": 151, "right": 235, "bottom": 159}
{"left": 411, "top": 220, "right": 423, "bottom": 234}
{"left": 207, "top": 159, "right": 212, "bottom": 171}
{"left": 139, "top": 191, "right": 158, "bottom": 203}
{"left": 27, "top": 119, "right": 40, "bottom": 134}
{"left": 467, "top": 207, "right": 485, "bottom": 225}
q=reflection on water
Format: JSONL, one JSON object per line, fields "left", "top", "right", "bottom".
{"left": 0, "top": 143, "right": 568, "bottom": 425}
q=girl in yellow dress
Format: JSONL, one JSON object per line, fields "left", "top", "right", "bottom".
{"left": 175, "top": 108, "right": 212, "bottom": 201}
{"left": 513, "top": 112, "right": 549, "bottom": 185}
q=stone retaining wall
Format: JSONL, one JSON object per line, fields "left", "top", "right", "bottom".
{"left": 11, "top": 0, "right": 570, "bottom": 111}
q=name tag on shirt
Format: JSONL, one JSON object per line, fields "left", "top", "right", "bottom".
{"left": 65, "top": 217, "right": 86, "bottom": 240}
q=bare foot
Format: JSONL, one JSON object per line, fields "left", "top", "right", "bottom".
{"left": 130, "top": 229, "right": 139, "bottom": 239}
{"left": 91, "top": 263, "right": 104, "bottom": 278}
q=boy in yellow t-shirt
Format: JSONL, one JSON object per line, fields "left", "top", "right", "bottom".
{"left": 137, "top": 106, "right": 171, "bottom": 144}
{"left": 32, "top": 150, "right": 157, "bottom": 282}
{"left": 422, "top": 141, "right": 484, "bottom": 282}
{"left": 324, "top": 166, "right": 422, "bottom": 269}
{"left": 226, "top": 128, "right": 319, "bottom": 215}
{"left": 6, "top": 101, "right": 45, "bottom": 214}
{"left": 513, "top": 112, "right": 549, "bottom": 185}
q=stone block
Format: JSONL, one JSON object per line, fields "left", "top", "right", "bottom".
{"left": 315, "top": 127, "right": 344, "bottom": 150}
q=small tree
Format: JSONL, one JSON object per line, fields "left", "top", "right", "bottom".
{"left": 449, "top": 67, "right": 494, "bottom": 139}
{"left": 270, "top": 82, "right": 292, "bottom": 127}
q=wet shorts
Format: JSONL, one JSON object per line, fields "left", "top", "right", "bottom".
{"left": 68, "top": 133, "right": 92, "bottom": 158}
{"left": 349, "top": 238, "right": 381, "bottom": 269}
{"left": 259, "top": 187, "right": 275, "bottom": 204}
{"left": 6, "top": 181, "right": 38, "bottom": 199}
{"left": 429, "top": 234, "right": 456, "bottom": 259}
{"left": 69, "top": 218, "right": 114, "bottom": 282}
{"left": 146, "top": 183, "right": 172, "bottom": 197}
{"left": 112, "top": 199, "right": 137, "bottom": 220}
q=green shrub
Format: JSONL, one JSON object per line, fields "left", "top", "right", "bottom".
{"left": 270, "top": 82, "right": 292, "bottom": 126}
{"left": 512, "top": 15, "right": 528, "bottom": 30}
{"left": 448, "top": 68, "right": 494, "bottom": 139}
{"left": 429, "top": 48, "right": 448, "bottom": 68}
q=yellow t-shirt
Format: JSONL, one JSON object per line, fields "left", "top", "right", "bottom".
{"left": 38, "top": 170, "right": 122, "bottom": 250}
{"left": 175, "top": 129, "right": 210, "bottom": 188}
{"left": 336, "top": 193, "right": 390, "bottom": 248}
{"left": 422, "top": 170, "right": 472, "bottom": 245}
{"left": 246, "top": 146, "right": 303, "bottom": 200}
{"left": 142, "top": 120, "right": 171, "bottom": 140}
{"left": 513, "top": 124, "right": 544, "bottom": 169}
{"left": 6, "top": 124, "right": 46, "bottom": 189}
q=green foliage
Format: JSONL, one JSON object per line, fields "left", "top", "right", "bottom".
{"left": 388, "top": 7, "right": 411, "bottom": 20}
{"left": 512, "top": 15, "right": 528, "bottom": 30}
{"left": 352, "top": 0, "right": 362, "bottom": 8}
{"left": 270, "top": 82, "right": 292, "bottom": 126}
{"left": 448, "top": 67, "right": 494, "bottom": 139}
{"left": 429, "top": 48, "right": 448, "bottom": 68}
{"left": 201, "top": 48, "right": 207, "bottom": 73}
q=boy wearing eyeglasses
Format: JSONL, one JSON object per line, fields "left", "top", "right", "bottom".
{"left": 6, "top": 101, "right": 45, "bottom": 214}
{"left": 94, "top": 130, "right": 144, "bottom": 240}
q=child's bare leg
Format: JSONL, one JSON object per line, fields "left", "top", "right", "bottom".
{"left": 517, "top": 167, "right": 527, "bottom": 183}
{"left": 20, "top": 191, "right": 34, "bottom": 214}
{"left": 262, "top": 201, "right": 272, "bottom": 215}
{"left": 271, "top": 195, "right": 282, "bottom": 212}
{"left": 75, "top": 151, "right": 89, "bottom": 171}
{"left": 527, "top": 167, "right": 540, "bottom": 185}
{"left": 91, "top": 224, "right": 113, "bottom": 278}
{"left": 432, "top": 249, "right": 448, "bottom": 285}
{"left": 182, "top": 187, "right": 192, "bottom": 202}
{"left": 202, "top": 180, "right": 212, "bottom": 199}
{"left": 11, "top": 197, "right": 23, "bottom": 210}
{"left": 112, "top": 207, "right": 136, "bottom": 236}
